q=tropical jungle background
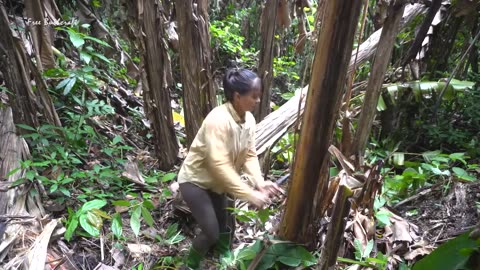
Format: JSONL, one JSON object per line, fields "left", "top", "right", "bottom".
{"left": 0, "top": 0, "right": 479, "bottom": 269}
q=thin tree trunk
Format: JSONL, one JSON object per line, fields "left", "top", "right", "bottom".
{"left": 352, "top": 1, "right": 406, "bottom": 159}
{"left": 25, "top": 0, "right": 56, "bottom": 70}
{"left": 175, "top": 0, "right": 216, "bottom": 146}
{"left": 279, "top": 0, "right": 362, "bottom": 245}
{"left": 427, "top": 15, "right": 463, "bottom": 76}
{"left": 348, "top": 3, "right": 426, "bottom": 75}
{"left": 136, "top": 0, "right": 178, "bottom": 170}
{"left": 0, "top": 4, "right": 38, "bottom": 131}
{"left": 254, "top": 0, "right": 278, "bottom": 122}
{"left": 401, "top": 0, "right": 442, "bottom": 67}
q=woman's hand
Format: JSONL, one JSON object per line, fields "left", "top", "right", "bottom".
{"left": 258, "top": 181, "right": 284, "bottom": 198}
{"left": 250, "top": 190, "right": 271, "bottom": 208}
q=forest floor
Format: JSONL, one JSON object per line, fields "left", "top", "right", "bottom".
{"left": 49, "top": 176, "right": 479, "bottom": 270}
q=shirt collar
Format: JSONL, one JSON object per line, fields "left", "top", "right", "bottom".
{"left": 226, "top": 102, "right": 245, "bottom": 124}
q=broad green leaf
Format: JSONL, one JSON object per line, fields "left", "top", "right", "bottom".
{"left": 84, "top": 36, "right": 112, "bottom": 48}
{"left": 257, "top": 208, "right": 271, "bottom": 224}
{"left": 449, "top": 153, "right": 467, "bottom": 165}
{"left": 166, "top": 230, "right": 185, "bottom": 244}
{"left": 65, "top": 214, "right": 79, "bottom": 241}
{"left": 111, "top": 213, "right": 123, "bottom": 239}
{"left": 55, "top": 78, "right": 71, "bottom": 90}
{"left": 161, "top": 172, "right": 177, "bottom": 182}
{"left": 376, "top": 209, "right": 392, "bottom": 227}
{"left": 453, "top": 167, "right": 476, "bottom": 181}
{"left": 25, "top": 170, "right": 36, "bottom": 181}
{"left": 59, "top": 187, "right": 71, "bottom": 197}
{"left": 377, "top": 95, "right": 387, "bottom": 111}
{"left": 81, "top": 199, "right": 107, "bottom": 212}
{"left": 69, "top": 31, "right": 85, "bottom": 48}
{"left": 421, "top": 163, "right": 443, "bottom": 175}
{"left": 6, "top": 167, "right": 21, "bottom": 177}
{"left": 142, "top": 200, "right": 155, "bottom": 210}
{"left": 364, "top": 239, "right": 374, "bottom": 258}
{"left": 422, "top": 150, "right": 442, "bottom": 163}
{"left": 112, "top": 135, "right": 122, "bottom": 145}
{"left": 80, "top": 51, "right": 92, "bottom": 65}
{"left": 16, "top": 124, "right": 36, "bottom": 132}
{"left": 165, "top": 223, "right": 179, "bottom": 239}
{"left": 393, "top": 152, "right": 405, "bottom": 166}
{"left": 91, "top": 52, "right": 111, "bottom": 64}
{"left": 63, "top": 77, "right": 77, "bottom": 95}
{"left": 112, "top": 200, "right": 131, "bottom": 207}
{"left": 354, "top": 238, "right": 363, "bottom": 260}
{"left": 32, "top": 161, "right": 51, "bottom": 167}
{"left": 236, "top": 248, "right": 257, "bottom": 261}
{"left": 86, "top": 211, "right": 103, "bottom": 229}
{"left": 413, "top": 231, "right": 479, "bottom": 270}
{"left": 141, "top": 206, "right": 154, "bottom": 227}
{"left": 337, "top": 257, "right": 375, "bottom": 268}
{"left": 79, "top": 213, "right": 100, "bottom": 237}
{"left": 278, "top": 256, "right": 301, "bottom": 267}
{"left": 281, "top": 92, "right": 294, "bottom": 100}
{"left": 130, "top": 205, "right": 142, "bottom": 236}
{"left": 91, "top": 208, "right": 111, "bottom": 219}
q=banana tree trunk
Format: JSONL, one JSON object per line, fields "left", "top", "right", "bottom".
{"left": 0, "top": 4, "right": 60, "bottom": 131}
{"left": 136, "top": 0, "right": 178, "bottom": 170}
{"left": 279, "top": 0, "right": 362, "bottom": 245}
{"left": 175, "top": 0, "right": 217, "bottom": 146}
{"left": 25, "top": 0, "right": 56, "bottom": 70}
{"left": 254, "top": 0, "right": 278, "bottom": 122}
{"left": 352, "top": 1, "right": 406, "bottom": 159}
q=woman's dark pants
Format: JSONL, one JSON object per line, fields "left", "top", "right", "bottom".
{"left": 179, "top": 182, "right": 229, "bottom": 255}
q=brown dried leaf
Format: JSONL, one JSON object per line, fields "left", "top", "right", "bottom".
{"left": 121, "top": 159, "right": 145, "bottom": 185}
{"left": 391, "top": 218, "right": 413, "bottom": 242}
{"left": 127, "top": 244, "right": 152, "bottom": 258}
{"left": 112, "top": 246, "right": 125, "bottom": 268}
{"left": 404, "top": 246, "right": 434, "bottom": 261}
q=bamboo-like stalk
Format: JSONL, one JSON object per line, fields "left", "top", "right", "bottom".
{"left": 352, "top": 1, "right": 407, "bottom": 159}
{"left": 317, "top": 185, "right": 353, "bottom": 270}
{"left": 279, "top": 0, "right": 362, "bottom": 245}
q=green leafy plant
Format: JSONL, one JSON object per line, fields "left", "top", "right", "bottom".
{"left": 112, "top": 197, "right": 156, "bottom": 237}
{"left": 337, "top": 239, "right": 389, "bottom": 270}
{"left": 221, "top": 239, "right": 316, "bottom": 270}
{"left": 65, "top": 199, "right": 109, "bottom": 241}
{"left": 155, "top": 223, "right": 186, "bottom": 245}
{"left": 413, "top": 231, "right": 480, "bottom": 270}
{"left": 228, "top": 207, "right": 275, "bottom": 228}
{"left": 382, "top": 151, "right": 477, "bottom": 203}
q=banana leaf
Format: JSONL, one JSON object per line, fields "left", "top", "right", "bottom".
{"left": 379, "top": 79, "right": 475, "bottom": 109}
{"left": 412, "top": 231, "right": 480, "bottom": 270}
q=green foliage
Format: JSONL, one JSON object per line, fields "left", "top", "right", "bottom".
{"left": 377, "top": 150, "right": 478, "bottom": 203}
{"left": 337, "top": 235, "right": 389, "bottom": 269}
{"left": 379, "top": 81, "right": 480, "bottom": 156}
{"left": 65, "top": 199, "right": 108, "bottom": 241}
{"left": 220, "top": 238, "right": 316, "bottom": 270}
{"left": 229, "top": 207, "right": 275, "bottom": 228}
{"left": 413, "top": 231, "right": 480, "bottom": 270}
{"left": 272, "top": 132, "right": 297, "bottom": 167}
{"left": 155, "top": 223, "right": 186, "bottom": 245}
{"left": 210, "top": 13, "right": 257, "bottom": 68}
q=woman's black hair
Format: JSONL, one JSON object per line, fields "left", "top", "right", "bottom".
{"left": 223, "top": 68, "right": 260, "bottom": 102}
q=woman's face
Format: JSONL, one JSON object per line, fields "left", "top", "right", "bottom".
{"left": 233, "top": 78, "right": 261, "bottom": 114}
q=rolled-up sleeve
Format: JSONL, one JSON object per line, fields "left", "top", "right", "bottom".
{"left": 204, "top": 120, "right": 256, "bottom": 202}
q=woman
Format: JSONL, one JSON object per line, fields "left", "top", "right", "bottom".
{"left": 177, "top": 68, "right": 282, "bottom": 269}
